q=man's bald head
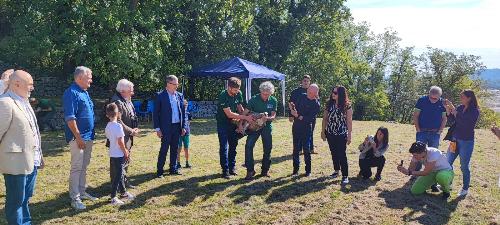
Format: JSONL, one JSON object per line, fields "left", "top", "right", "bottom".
{"left": 307, "top": 84, "right": 319, "bottom": 100}
{"left": 9, "top": 70, "right": 34, "bottom": 98}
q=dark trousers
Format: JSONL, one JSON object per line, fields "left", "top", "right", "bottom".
{"left": 218, "top": 125, "right": 238, "bottom": 173}
{"left": 245, "top": 128, "right": 273, "bottom": 173}
{"left": 359, "top": 156, "right": 385, "bottom": 178}
{"left": 157, "top": 123, "right": 181, "bottom": 176}
{"left": 110, "top": 157, "right": 126, "bottom": 198}
{"left": 3, "top": 167, "right": 38, "bottom": 225}
{"left": 326, "top": 134, "right": 349, "bottom": 177}
{"left": 38, "top": 112, "right": 56, "bottom": 131}
{"left": 293, "top": 123, "right": 313, "bottom": 173}
{"left": 308, "top": 119, "right": 316, "bottom": 150}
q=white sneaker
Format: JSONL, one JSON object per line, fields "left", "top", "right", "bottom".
{"left": 71, "top": 199, "right": 86, "bottom": 210}
{"left": 111, "top": 197, "right": 125, "bottom": 206}
{"left": 458, "top": 189, "right": 468, "bottom": 196}
{"left": 81, "top": 192, "right": 99, "bottom": 201}
{"left": 342, "top": 177, "right": 349, "bottom": 184}
{"left": 120, "top": 192, "right": 135, "bottom": 201}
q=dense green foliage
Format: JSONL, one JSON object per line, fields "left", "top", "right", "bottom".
{"left": 0, "top": 0, "right": 497, "bottom": 127}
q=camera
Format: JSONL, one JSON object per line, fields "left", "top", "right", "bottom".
{"left": 368, "top": 135, "right": 375, "bottom": 144}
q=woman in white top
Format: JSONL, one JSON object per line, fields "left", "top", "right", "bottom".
{"left": 358, "top": 127, "right": 389, "bottom": 181}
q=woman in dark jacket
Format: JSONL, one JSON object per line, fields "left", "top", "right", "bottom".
{"left": 110, "top": 79, "right": 140, "bottom": 188}
{"left": 444, "top": 89, "right": 480, "bottom": 197}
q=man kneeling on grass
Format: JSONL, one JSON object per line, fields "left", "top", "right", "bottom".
{"left": 397, "top": 141, "right": 454, "bottom": 200}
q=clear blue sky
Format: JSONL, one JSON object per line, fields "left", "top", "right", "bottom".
{"left": 346, "top": 0, "right": 500, "bottom": 68}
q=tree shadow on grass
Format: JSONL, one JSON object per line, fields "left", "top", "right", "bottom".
{"left": 265, "top": 176, "right": 337, "bottom": 203}
{"left": 119, "top": 173, "right": 246, "bottom": 210}
{"left": 0, "top": 172, "right": 156, "bottom": 224}
{"left": 339, "top": 176, "right": 377, "bottom": 193}
{"left": 378, "top": 179, "right": 465, "bottom": 225}
{"left": 229, "top": 176, "right": 293, "bottom": 204}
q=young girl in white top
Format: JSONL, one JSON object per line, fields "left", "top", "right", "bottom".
{"left": 105, "top": 103, "right": 135, "bottom": 205}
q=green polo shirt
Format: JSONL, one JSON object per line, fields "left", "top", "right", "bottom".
{"left": 247, "top": 94, "right": 277, "bottom": 130}
{"left": 216, "top": 90, "right": 244, "bottom": 128}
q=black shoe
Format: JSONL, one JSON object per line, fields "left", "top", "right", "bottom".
{"left": 292, "top": 169, "right": 299, "bottom": 176}
{"left": 431, "top": 184, "right": 440, "bottom": 193}
{"left": 260, "top": 171, "right": 271, "bottom": 178}
{"left": 245, "top": 170, "right": 256, "bottom": 180}
{"left": 156, "top": 175, "right": 165, "bottom": 179}
{"left": 305, "top": 172, "right": 311, "bottom": 177}
{"left": 331, "top": 172, "right": 339, "bottom": 178}
{"left": 374, "top": 175, "right": 382, "bottom": 181}
{"left": 442, "top": 192, "right": 450, "bottom": 200}
{"left": 222, "top": 172, "right": 231, "bottom": 179}
{"left": 229, "top": 170, "right": 238, "bottom": 176}
{"left": 185, "top": 162, "right": 191, "bottom": 168}
{"left": 126, "top": 184, "right": 137, "bottom": 189}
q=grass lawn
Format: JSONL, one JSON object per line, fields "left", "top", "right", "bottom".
{"left": 0, "top": 119, "right": 499, "bottom": 225}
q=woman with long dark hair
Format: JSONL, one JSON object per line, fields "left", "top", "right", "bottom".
{"left": 321, "top": 85, "right": 353, "bottom": 184}
{"left": 444, "top": 89, "right": 480, "bottom": 197}
{"left": 358, "top": 127, "right": 389, "bottom": 181}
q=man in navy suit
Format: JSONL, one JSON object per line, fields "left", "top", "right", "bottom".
{"left": 153, "top": 75, "right": 187, "bottom": 178}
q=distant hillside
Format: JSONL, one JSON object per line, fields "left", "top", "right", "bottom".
{"left": 480, "top": 69, "right": 500, "bottom": 89}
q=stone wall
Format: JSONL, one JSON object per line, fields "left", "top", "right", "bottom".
{"left": 32, "top": 76, "right": 111, "bottom": 99}
{"left": 41, "top": 107, "right": 103, "bottom": 130}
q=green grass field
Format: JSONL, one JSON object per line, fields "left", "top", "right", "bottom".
{"left": 1, "top": 119, "right": 499, "bottom": 225}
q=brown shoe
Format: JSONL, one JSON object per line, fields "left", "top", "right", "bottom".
{"left": 245, "top": 170, "right": 256, "bottom": 180}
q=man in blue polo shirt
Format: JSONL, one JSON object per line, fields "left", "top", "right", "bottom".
{"left": 412, "top": 86, "right": 447, "bottom": 180}
{"left": 63, "top": 66, "right": 98, "bottom": 210}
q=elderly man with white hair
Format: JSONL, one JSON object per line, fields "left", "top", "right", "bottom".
{"left": 107, "top": 79, "right": 140, "bottom": 188}
{"left": 412, "top": 85, "right": 447, "bottom": 191}
{"left": 240, "top": 81, "right": 278, "bottom": 180}
{"left": 63, "top": 66, "right": 98, "bottom": 210}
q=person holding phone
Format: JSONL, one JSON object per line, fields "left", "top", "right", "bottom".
{"left": 397, "top": 141, "right": 454, "bottom": 200}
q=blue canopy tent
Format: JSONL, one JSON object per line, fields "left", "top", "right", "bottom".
{"left": 187, "top": 57, "right": 286, "bottom": 116}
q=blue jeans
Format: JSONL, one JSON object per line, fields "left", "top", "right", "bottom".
{"left": 447, "top": 139, "right": 474, "bottom": 190}
{"left": 3, "top": 167, "right": 38, "bottom": 225}
{"left": 218, "top": 125, "right": 238, "bottom": 173}
{"left": 245, "top": 127, "right": 273, "bottom": 173}
{"left": 415, "top": 131, "right": 441, "bottom": 171}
